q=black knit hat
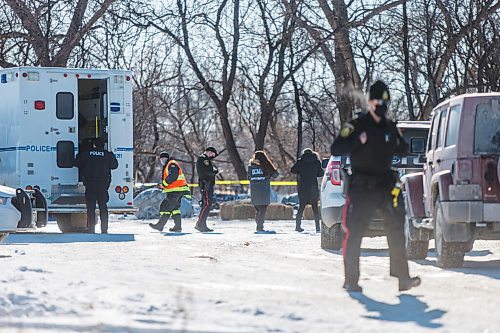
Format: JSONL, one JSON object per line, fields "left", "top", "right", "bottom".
{"left": 205, "top": 146, "right": 218, "bottom": 156}
{"left": 369, "top": 80, "right": 391, "bottom": 103}
{"left": 159, "top": 151, "right": 169, "bottom": 159}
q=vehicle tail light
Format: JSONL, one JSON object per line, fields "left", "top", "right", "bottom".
{"left": 328, "top": 161, "right": 341, "bottom": 186}
{"left": 34, "top": 100, "right": 45, "bottom": 110}
{"left": 456, "top": 160, "right": 472, "bottom": 182}
{"left": 115, "top": 186, "right": 122, "bottom": 193}
{"left": 122, "top": 186, "right": 129, "bottom": 193}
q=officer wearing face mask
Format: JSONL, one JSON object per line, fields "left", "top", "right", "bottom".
{"left": 331, "top": 80, "right": 421, "bottom": 293}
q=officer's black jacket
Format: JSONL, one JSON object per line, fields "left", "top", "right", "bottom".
{"left": 196, "top": 154, "right": 218, "bottom": 185}
{"left": 331, "top": 112, "right": 408, "bottom": 176}
{"left": 74, "top": 148, "right": 118, "bottom": 186}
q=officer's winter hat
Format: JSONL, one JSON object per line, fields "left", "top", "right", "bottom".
{"left": 369, "top": 80, "right": 391, "bottom": 105}
{"left": 205, "top": 146, "right": 218, "bottom": 156}
{"left": 159, "top": 151, "right": 169, "bottom": 159}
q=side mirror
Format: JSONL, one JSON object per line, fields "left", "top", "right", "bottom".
{"left": 410, "top": 138, "right": 426, "bottom": 154}
{"left": 322, "top": 158, "right": 329, "bottom": 169}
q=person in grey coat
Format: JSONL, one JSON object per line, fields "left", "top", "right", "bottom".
{"left": 291, "top": 148, "right": 325, "bottom": 232}
{"left": 248, "top": 151, "right": 279, "bottom": 233}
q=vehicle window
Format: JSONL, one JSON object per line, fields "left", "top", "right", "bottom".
{"left": 56, "top": 92, "right": 74, "bottom": 120}
{"left": 57, "top": 141, "right": 75, "bottom": 168}
{"left": 429, "top": 112, "right": 440, "bottom": 151}
{"left": 445, "top": 105, "right": 461, "bottom": 146}
{"left": 436, "top": 108, "right": 448, "bottom": 148}
{"left": 474, "top": 103, "right": 500, "bottom": 154}
{"left": 411, "top": 138, "right": 426, "bottom": 154}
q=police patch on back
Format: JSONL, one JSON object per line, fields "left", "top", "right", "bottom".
{"left": 340, "top": 123, "right": 355, "bottom": 138}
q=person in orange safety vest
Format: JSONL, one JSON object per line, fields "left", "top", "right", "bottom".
{"left": 149, "top": 152, "right": 191, "bottom": 232}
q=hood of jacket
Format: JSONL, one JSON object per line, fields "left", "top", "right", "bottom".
{"left": 301, "top": 151, "right": 318, "bottom": 164}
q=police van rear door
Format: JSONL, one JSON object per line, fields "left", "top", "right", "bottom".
{"left": 50, "top": 73, "right": 78, "bottom": 185}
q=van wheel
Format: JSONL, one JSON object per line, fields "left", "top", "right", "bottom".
{"left": 405, "top": 218, "right": 429, "bottom": 260}
{"left": 321, "top": 222, "right": 343, "bottom": 250}
{"left": 434, "top": 198, "right": 465, "bottom": 268}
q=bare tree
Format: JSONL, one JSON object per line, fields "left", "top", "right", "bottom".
{"left": 0, "top": 0, "right": 116, "bottom": 67}
{"left": 122, "top": 0, "right": 248, "bottom": 179}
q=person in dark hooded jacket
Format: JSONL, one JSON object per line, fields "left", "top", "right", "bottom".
{"left": 291, "top": 148, "right": 324, "bottom": 232}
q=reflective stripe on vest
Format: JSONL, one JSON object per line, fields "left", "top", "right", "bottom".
{"left": 163, "top": 160, "right": 189, "bottom": 193}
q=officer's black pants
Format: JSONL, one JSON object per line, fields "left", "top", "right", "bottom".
{"left": 156, "top": 191, "right": 187, "bottom": 229}
{"left": 196, "top": 182, "right": 214, "bottom": 229}
{"left": 85, "top": 184, "right": 110, "bottom": 233}
{"left": 343, "top": 184, "right": 409, "bottom": 285}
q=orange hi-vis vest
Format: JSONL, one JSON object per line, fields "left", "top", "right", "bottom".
{"left": 162, "top": 160, "right": 189, "bottom": 193}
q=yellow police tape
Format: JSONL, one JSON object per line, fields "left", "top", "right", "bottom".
{"left": 136, "top": 180, "right": 297, "bottom": 188}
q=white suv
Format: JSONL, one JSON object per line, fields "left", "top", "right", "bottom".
{"left": 320, "top": 121, "right": 430, "bottom": 250}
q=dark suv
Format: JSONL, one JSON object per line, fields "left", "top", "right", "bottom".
{"left": 404, "top": 93, "right": 500, "bottom": 267}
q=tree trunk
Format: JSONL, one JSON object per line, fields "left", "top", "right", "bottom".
{"left": 218, "top": 107, "right": 247, "bottom": 179}
{"left": 403, "top": 2, "right": 415, "bottom": 120}
{"left": 254, "top": 105, "right": 273, "bottom": 150}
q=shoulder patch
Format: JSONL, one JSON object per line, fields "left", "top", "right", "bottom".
{"left": 340, "top": 123, "right": 355, "bottom": 138}
{"left": 203, "top": 159, "right": 210, "bottom": 166}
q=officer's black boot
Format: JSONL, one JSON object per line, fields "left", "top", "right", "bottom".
{"left": 169, "top": 215, "right": 182, "bottom": 232}
{"left": 149, "top": 214, "right": 168, "bottom": 232}
{"left": 295, "top": 220, "right": 304, "bottom": 232}
{"left": 343, "top": 281, "right": 363, "bottom": 293}
{"left": 399, "top": 276, "right": 421, "bottom": 291}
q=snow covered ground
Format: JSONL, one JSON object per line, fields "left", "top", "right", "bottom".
{"left": 1, "top": 216, "right": 500, "bottom": 333}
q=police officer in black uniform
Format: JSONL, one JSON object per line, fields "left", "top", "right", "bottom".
{"left": 331, "top": 80, "right": 421, "bottom": 292}
{"left": 74, "top": 137, "right": 118, "bottom": 234}
{"left": 195, "top": 147, "right": 218, "bottom": 232}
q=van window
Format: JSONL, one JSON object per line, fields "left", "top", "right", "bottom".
{"left": 475, "top": 103, "right": 500, "bottom": 154}
{"left": 57, "top": 141, "right": 75, "bottom": 168}
{"left": 436, "top": 108, "right": 448, "bottom": 148}
{"left": 445, "top": 105, "right": 461, "bottom": 146}
{"left": 56, "top": 92, "right": 74, "bottom": 119}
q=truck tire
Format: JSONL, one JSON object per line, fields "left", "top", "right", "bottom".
{"left": 404, "top": 217, "right": 429, "bottom": 260}
{"left": 321, "top": 222, "right": 343, "bottom": 250}
{"left": 434, "top": 198, "right": 465, "bottom": 268}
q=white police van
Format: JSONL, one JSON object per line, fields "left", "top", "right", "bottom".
{"left": 0, "top": 67, "right": 134, "bottom": 232}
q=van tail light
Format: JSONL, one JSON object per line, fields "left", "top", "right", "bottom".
{"left": 328, "top": 161, "right": 342, "bottom": 186}
{"left": 34, "top": 100, "right": 45, "bottom": 110}
{"left": 456, "top": 160, "right": 472, "bottom": 182}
